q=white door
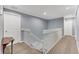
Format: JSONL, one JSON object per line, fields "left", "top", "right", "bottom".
{"left": 64, "top": 18, "right": 73, "bottom": 35}
{"left": 4, "top": 12, "right": 21, "bottom": 43}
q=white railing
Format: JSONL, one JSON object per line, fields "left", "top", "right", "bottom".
{"left": 21, "top": 28, "right": 62, "bottom": 53}
{"left": 43, "top": 28, "right": 62, "bottom": 53}
{"left": 21, "top": 28, "right": 42, "bottom": 42}
{"left": 21, "top": 28, "right": 43, "bottom": 51}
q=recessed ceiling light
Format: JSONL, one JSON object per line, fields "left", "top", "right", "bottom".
{"left": 43, "top": 12, "right": 47, "bottom": 15}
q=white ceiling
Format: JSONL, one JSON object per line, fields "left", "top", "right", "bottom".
{"left": 4, "top": 5, "right": 77, "bottom": 20}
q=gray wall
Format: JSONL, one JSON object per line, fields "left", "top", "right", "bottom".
{"left": 47, "top": 17, "right": 64, "bottom": 29}
{"left": 21, "top": 15, "right": 64, "bottom": 39}
{"left": 47, "top": 17, "right": 64, "bottom": 35}
{"left": 21, "top": 14, "right": 48, "bottom": 39}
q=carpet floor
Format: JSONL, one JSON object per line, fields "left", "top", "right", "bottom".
{"left": 48, "top": 35, "right": 78, "bottom": 54}
{"left": 4, "top": 42, "right": 42, "bottom": 54}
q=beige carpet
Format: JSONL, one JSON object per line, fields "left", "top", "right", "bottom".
{"left": 48, "top": 35, "right": 78, "bottom": 54}
{"left": 4, "top": 42, "right": 42, "bottom": 54}
{"left": 4, "top": 35, "right": 78, "bottom": 54}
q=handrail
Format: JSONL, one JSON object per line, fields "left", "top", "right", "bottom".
{"left": 21, "top": 28, "right": 43, "bottom": 52}
{"left": 21, "top": 28, "right": 42, "bottom": 43}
